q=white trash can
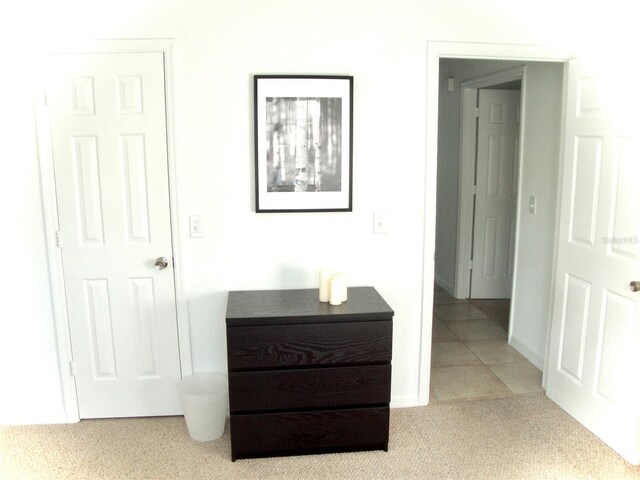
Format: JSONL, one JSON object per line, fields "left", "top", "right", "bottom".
{"left": 177, "top": 373, "right": 228, "bottom": 441}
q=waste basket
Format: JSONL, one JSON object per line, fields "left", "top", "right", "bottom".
{"left": 177, "top": 372, "right": 228, "bottom": 441}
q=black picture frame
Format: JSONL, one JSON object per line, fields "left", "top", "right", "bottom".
{"left": 254, "top": 75, "right": 353, "bottom": 213}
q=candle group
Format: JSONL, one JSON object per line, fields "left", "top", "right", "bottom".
{"left": 319, "top": 270, "right": 348, "bottom": 305}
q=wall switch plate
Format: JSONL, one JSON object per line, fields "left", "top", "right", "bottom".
{"left": 374, "top": 211, "right": 389, "bottom": 234}
{"left": 447, "top": 77, "right": 455, "bottom": 92}
{"left": 190, "top": 215, "right": 204, "bottom": 238}
{"left": 529, "top": 196, "right": 537, "bottom": 214}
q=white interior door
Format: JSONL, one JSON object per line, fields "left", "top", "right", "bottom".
{"left": 546, "top": 58, "right": 640, "bottom": 465}
{"left": 47, "top": 52, "right": 182, "bottom": 418}
{"left": 470, "top": 89, "right": 520, "bottom": 299}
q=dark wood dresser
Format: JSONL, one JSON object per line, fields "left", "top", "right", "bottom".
{"left": 225, "top": 287, "right": 394, "bottom": 461}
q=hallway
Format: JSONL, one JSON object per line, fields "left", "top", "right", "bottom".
{"left": 430, "top": 285, "right": 543, "bottom": 402}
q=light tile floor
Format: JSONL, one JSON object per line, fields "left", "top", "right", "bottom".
{"left": 430, "top": 285, "right": 544, "bottom": 402}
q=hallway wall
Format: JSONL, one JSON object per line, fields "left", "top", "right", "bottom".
{"left": 435, "top": 59, "right": 564, "bottom": 367}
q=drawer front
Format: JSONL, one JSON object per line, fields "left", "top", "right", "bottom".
{"left": 230, "top": 407, "right": 389, "bottom": 460}
{"left": 226, "top": 320, "right": 392, "bottom": 370}
{"left": 229, "top": 364, "right": 391, "bottom": 413}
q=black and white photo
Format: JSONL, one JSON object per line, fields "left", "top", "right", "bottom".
{"left": 255, "top": 76, "right": 353, "bottom": 212}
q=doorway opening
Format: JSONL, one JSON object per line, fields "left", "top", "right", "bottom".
{"left": 428, "top": 56, "right": 565, "bottom": 402}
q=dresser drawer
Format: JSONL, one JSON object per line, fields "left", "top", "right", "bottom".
{"left": 227, "top": 320, "right": 392, "bottom": 370}
{"left": 230, "top": 406, "right": 389, "bottom": 460}
{"left": 229, "top": 364, "right": 391, "bottom": 413}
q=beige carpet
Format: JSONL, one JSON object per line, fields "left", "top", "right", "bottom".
{"left": 1, "top": 394, "right": 638, "bottom": 480}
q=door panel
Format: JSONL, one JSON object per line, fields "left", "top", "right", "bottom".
{"left": 48, "top": 52, "right": 182, "bottom": 418}
{"left": 610, "top": 137, "right": 639, "bottom": 260}
{"left": 74, "top": 136, "right": 104, "bottom": 243}
{"left": 569, "top": 136, "right": 602, "bottom": 246}
{"left": 596, "top": 290, "right": 634, "bottom": 403}
{"left": 85, "top": 278, "right": 117, "bottom": 378}
{"left": 471, "top": 89, "right": 520, "bottom": 298}
{"left": 121, "top": 134, "right": 152, "bottom": 242}
{"left": 558, "top": 274, "right": 590, "bottom": 382}
{"left": 546, "top": 58, "right": 640, "bottom": 465}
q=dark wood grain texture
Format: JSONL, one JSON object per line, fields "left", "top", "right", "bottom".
{"left": 229, "top": 364, "right": 391, "bottom": 413}
{"left": 226, "top": 321, "right": 392, "bottom": 370}
{"left": 230, "top": 407, "right": 390, "bottom": 461}
{"left": 225, "top": 287, "right": 393, "bottom": 461}
{"left": 226, "top": 287, "right": 394, "bottom": 326}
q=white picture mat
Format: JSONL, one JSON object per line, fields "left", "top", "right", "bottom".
{"left": 255, "top": 76, "right": 352, "bottom": 211}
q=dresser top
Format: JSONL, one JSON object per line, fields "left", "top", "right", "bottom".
{"left": 226, "top": 287, "right": 393, "bottom": 326}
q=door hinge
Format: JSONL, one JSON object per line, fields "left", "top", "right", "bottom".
{"left": 69, "top": 360, "right": 76, "bottom": 377}
{"left": 44, "top": 91, "right": 49, "bottom": 107}
{"left": 474, "top": 106, "right": 479, "bottom": 117}
{"left": 468, "top": 260, "right": 474, "bottom": 270}
{"left": 55, "top": 230, "right": 62, "bottom": 248}
{"left": 472, "top": 184, "right": 477, "bottom": 195}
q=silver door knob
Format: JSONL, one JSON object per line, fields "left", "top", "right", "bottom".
{"left": 155, "top": 257, "right": 169, "bottom": 270}
{"left": 631, "top": 281, "right": 640, "bottom": 292}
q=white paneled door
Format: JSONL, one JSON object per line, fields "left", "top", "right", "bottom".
{"left": 47, "top": 53, "right": 182, "bottom": 418}
{"left": 471, "top": 89, "right": 520, "bottom": 299}
{"left": 546, "top": 58, "right": 640, "bottom": 465}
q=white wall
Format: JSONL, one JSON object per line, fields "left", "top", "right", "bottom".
{"left": 511, "top": 63, "right": 565, "bottom": 367}
{"left": 435, "top": 59, "right": 564, "bottom": 367}
{"left": 0, "top": 0, "right": 629, "bottom": 424}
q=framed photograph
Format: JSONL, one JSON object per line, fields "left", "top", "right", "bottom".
{"left": 254, "top": 75, "right": 353, "bottom": 212}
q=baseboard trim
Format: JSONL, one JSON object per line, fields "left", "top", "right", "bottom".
{"left": 434, "top": 274, "right": 454, "bottom": 297}
{"left": 390, "top": 395, "right": 421, "bottom": 409}
{"left": 509, "top": 335, "right": 544, "bottom": 371}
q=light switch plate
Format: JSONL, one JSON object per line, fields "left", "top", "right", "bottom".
{"left": 190, "top": 215, "right": 204, "bottom": 238}
{"left": 374, "top": 211, "right": 389, "bottom": 234}
{"left": 529, "top": 196, "right": 537, "bottom": 214}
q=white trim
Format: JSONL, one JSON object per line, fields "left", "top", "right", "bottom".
{"left": 162, "top": 41, "right": 193, "bottom": 377}
{"left": 420, "top": 41, "right": 574, "bottom": 406}
{"left": 454, "top": 87, "right": 478, "bottom": 299}
{"left": 431, "top": 41, "right": 575, "bottom": 62}
{"left": 37, "top": 39, "right": 191, "bottom": 422}
{"left": 460, "top": 66, "right": 527, "bottom": 90}
{"left": 434, "top": 273, "right": 454, "bottom": 296}
{"left": 509, "top": 334, "right": 544, "bottom": 371}
{"left": 507, "top": 70, "right": 526, "bottom": 344}
{"left": 35, "top": 87, "right": 79, "bottom": 423}
{"left": 390, "top": 395, "right": 421, "bottom": 409}
{"left": 541, "top": 60, "right": 571, "bottom": 392}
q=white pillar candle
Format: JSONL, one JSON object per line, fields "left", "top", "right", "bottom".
{"left": 330, "top": 272, "right": 348, "bottom": 302}
{"left": 340, "top": 273, "right": 348, "bottom": 302}
{"left": 329, "top": 274, "right": 344, "bottom": 306}
{"left": 319, "top": 270, "right": 332, "bottom": 302}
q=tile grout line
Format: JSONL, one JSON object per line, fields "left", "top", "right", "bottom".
{"left": 431, "top": 295, "right": 517, "bottom": 400}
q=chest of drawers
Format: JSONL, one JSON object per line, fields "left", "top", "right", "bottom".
{"left": 225, "top": 287, "right": 393, "bottom": 461}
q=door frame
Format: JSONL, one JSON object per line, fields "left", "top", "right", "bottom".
{"left": 36, "top": 39, "right": 192, "bottom": 422}
{"left": 455, "top": 66, "right": 525, "bottom": 303}
{"left": 420, "top": 41, "right": 575, "bottom": 405}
